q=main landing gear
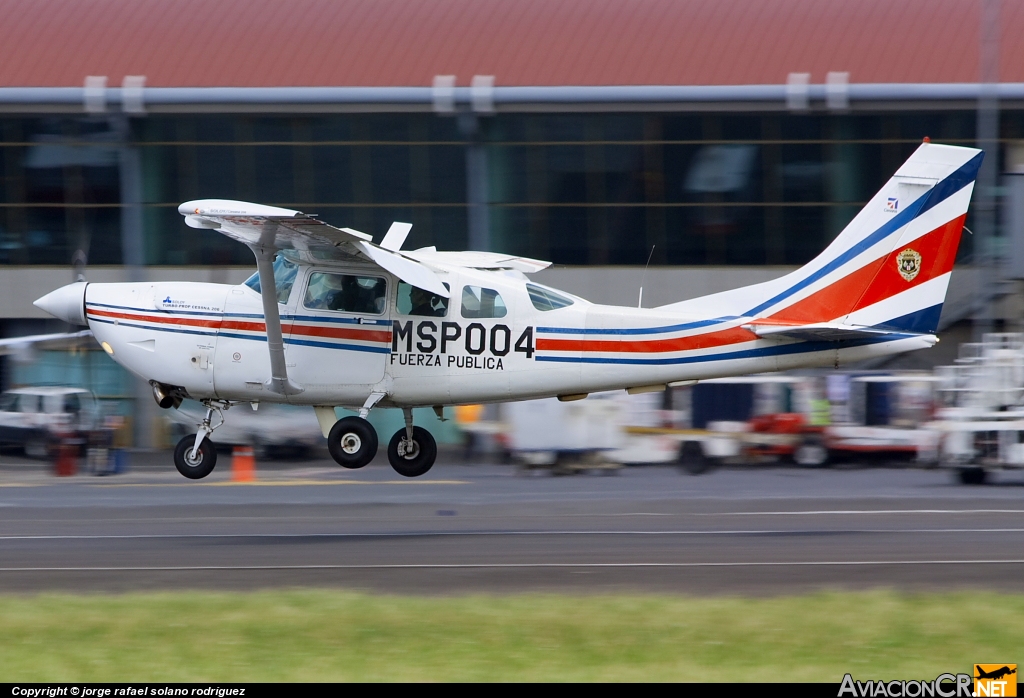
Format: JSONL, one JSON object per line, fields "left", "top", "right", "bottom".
{"left": 328, "top": 416, "right": 378, "bottom": 469}
{"left": 324, "top": 406, "right": 437, "bottom": 477}
{"left": 387, "top": 409, "right": 437, "bottom": 478}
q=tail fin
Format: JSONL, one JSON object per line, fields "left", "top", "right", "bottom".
{"left": 664, "top": 143, "right": 982, "bottom": 334}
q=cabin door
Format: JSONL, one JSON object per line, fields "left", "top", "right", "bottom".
{"left": 285, "top": 267, "right": 391, "bottom": 390}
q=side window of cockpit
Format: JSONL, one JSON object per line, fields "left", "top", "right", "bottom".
{"left": 395, "top": 281, "right": 450, "bottom": 317}
{"left": 461, "top": 286, "right": 507, "bottom": 319}
{"left": 303, "top": 273, "right": 387, "bottom": 314}
{"left": 526, "top": 283, "right": 574, "bottom": 311}
{"left": 243, "top": 255, "right": 298, "bottom": 304}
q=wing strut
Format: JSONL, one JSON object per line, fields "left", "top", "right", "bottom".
{"left": 252, "top": 246, "right": 303, "bottom": 396}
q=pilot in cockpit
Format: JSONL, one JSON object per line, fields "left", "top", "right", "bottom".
{"left": 408, "top": 286, "right": 447, "bottom": 317}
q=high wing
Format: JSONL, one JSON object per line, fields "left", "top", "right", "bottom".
{"left": 0, "top": 329, "right": 93, "bottom": 357}
{"left": 176, "top": 199, "right": 554, "bottom": 397}
{"left": 179, "top": 199, "right": 449, "bottom": 298}
{"left": 404, "top": 248, "right": 551, "bottom": 274}
{"left": 179, "top": 199, "right": 457, "bottom": 397}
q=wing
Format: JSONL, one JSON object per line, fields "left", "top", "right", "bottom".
{"left": 403, "top": 248, "right": 551, "bottom": 274}
{"left": 178, "top": 199, "right": 453, "bottom": 397}
{"left": 744, "top": 322, "right": 926, "bottom": 342}
{"left": 0, "top": 330, "right": 93, "bottom": 356}
{"left": 179, "top": 199, "right": 449, "bottom": 298}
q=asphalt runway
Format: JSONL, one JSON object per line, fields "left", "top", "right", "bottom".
{"left": 0, "top": 451, "right": 1023, "bottom": 595}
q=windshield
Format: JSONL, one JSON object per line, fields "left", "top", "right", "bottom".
{"left": 244, "top": 255, "right": 299, "bottom": 304}
{"left": 526, "top": 283, "right": 574, "bottom": 311}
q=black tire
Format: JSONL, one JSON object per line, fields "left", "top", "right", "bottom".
{"left": 793, "top": 436, "right": 829, "bottom": 467}
{"left": 957, "top": 466, "right": 987, "bottom": 485}
{"left": 23, "top": 432, "right": 50, "bottom": 460}
{"left": 173, "top": 434, "right": 217, "bottom": 479}
{"left": 387, "top": 426, "right": 437, "bottom": 478}
{"left": 328, "top": 416, "right": 378, "bottom": 469}
{"left": 678, "top": 441, "right": 712, "bottom": 475}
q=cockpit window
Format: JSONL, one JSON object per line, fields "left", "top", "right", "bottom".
{"left": 244, "top": 255, "right": 298, "bottom": 304}
{"left": 396, "top": 282, "right": 450, "bottom": 317}
{"left": 461, "top": 286, "right": 507, "bottom": 318}
{"left": 303, "top": 273, "right": 387, "bottom": 314}
{"left": 526, "top": 283, "right": 574, "bottom": 311}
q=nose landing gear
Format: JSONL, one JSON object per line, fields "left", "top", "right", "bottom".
{"left": 174, "top": 434, "right": 217, "bottom": 479}
{"left": 172, "top": 400, "right": 225, "bottom": 479}
{"left": 387, "top": 408, "right": 437, "bottom": 477}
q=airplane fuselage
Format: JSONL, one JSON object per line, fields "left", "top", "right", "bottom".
{"left": 83, "top": 261, "right": 932, "bottom": 410}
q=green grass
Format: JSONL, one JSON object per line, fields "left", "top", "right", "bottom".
{"left": 0, "top": 589, "right": 1020, "bottom": 681}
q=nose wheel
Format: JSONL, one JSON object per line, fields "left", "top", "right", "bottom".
{"left": 174, "top": 434, "right": 218, "bottom": 479}
{"left": 387, "top": 425, "right": 437, "bottom": 477}
{"left": 328, "top": 416, "right": 379, "bottom": 469}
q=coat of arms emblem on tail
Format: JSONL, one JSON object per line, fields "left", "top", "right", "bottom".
{"left": 897, "top": 248, "right": 922, "bottom": 281}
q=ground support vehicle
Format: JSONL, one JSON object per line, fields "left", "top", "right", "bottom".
{"left": 636, "top": 419, "right": 826, "bottom": 474}
{"left": 645, "top": 373, "right": 940, "bottom": 473}
{"left": 926, "top": 333, "right": 1024, "bottom": 484}
{"left": 0, "top": 386, "right": 99, "bottom": 458}
{"left": 503, "top": 395, "right": 624, "bottom": 474}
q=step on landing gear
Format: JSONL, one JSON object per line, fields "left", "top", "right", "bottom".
{"left": 328, "top": 416, "right": 378, "bottom": 469}
{"left": 173, "top": 401, "right": 225, "bottom": 479}
{"left": 388, "top": 408, "right": 437, "bottom": 477}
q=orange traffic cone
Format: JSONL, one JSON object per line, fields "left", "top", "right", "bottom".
{"left": 231, "top": 445, "right": 255, "bottom": 482}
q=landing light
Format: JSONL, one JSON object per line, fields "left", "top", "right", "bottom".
{"left": 100, "top": 341, "right": 114, "bottom": 355}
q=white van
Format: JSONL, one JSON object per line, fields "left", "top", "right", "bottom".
{"left": 0, "top": 387, "right": 99, "bottom": 457}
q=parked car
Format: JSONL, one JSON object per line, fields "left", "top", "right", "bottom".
{"left": 0, "top": 386, "right": 99, "bottom": 457}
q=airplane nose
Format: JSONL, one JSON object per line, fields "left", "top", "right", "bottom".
{"left": 33, "top": 282, "right": 88, "bottom": 326}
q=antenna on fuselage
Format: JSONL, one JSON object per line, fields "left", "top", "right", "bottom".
{"left": 638, "top": 245, "right": 655, "bottom": 308}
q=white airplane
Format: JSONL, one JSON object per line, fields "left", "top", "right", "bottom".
{"left": 33, "top": 142, "right": 981, "bottom": 479}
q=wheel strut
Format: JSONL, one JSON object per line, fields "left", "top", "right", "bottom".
{"left": 191, "top": 401, "right": 226, "bottom": 459}
{"left": 403, "top": 407, "right": 414, "bottom": 442}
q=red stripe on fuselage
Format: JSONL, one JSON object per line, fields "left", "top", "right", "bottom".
{"left": 88, "top": 307, "right": 222, "bottom": 329}
{"left": 536, "top": 326, "right": 757, "bottom": 354}
{"left": 286, "top": 323, "right": 391, "bottom": 344}
{"left": 87, "top": 308, "right": 391, "bottom": 344}
{"left": 763, "top": 214, "right": 965, "bottom": 325}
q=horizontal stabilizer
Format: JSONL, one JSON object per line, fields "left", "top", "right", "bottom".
{"left": 745, "top": 322, "right": 932, "bottom": 343}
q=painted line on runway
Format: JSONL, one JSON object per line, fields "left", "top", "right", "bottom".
{"left": 0, "top": 560, "right": 1022, "bottom": 572}
{"left": 2, "top": 528, "right": 1023, "bottom": 541}
{"left": 680, "top": 509, "right": 1024, "bottom": 516}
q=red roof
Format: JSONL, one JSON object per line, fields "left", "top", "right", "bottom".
{"left": 2, "top": 0, "right": 1022, "bottom": 88}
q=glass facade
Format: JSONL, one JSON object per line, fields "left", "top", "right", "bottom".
{"left": 1, "top": 110, "right": 1019, "bottom": 268}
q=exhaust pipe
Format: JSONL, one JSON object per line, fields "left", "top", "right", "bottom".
{"left": 150, "top": 381, "right": 184, "bottom": 410}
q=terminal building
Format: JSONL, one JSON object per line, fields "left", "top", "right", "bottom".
{"left": 2, "top": 0, "right": 1024, "bottom": 444}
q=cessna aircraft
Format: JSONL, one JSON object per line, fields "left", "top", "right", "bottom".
{"left": 33, "top": 142, "right": 981, "bottom": 479}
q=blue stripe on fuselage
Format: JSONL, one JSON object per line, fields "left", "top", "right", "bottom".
{"left": 535, "top": 334, "right": 900, "bottom": 366}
